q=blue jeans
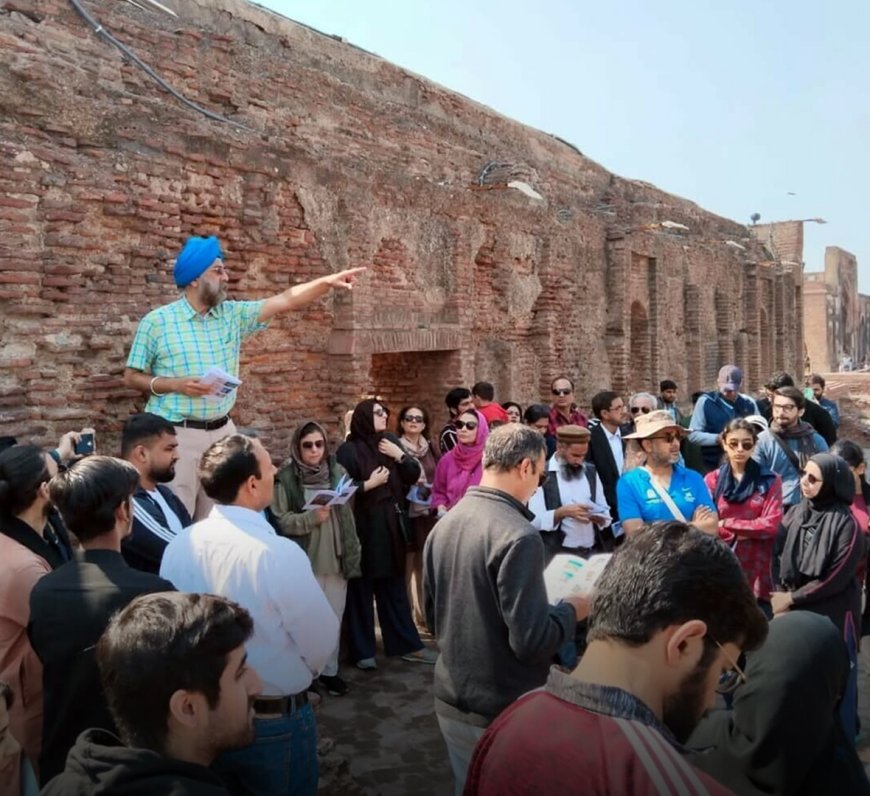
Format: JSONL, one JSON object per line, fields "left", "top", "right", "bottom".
{"left": 213, "top": 704, "right": 318, "bottom": 796}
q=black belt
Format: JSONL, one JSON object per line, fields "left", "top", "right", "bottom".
{"left": 174, "top": 415, "right": 230, "bottom": 432}
{"left": 253, "top": 691, "right": 309, "bottom": 716}
{"left": 561, "top": 544, "right": 601, "bottom": 558}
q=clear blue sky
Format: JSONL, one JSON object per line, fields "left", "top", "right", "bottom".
{"left": 259, "top": 0, "right": 869, "bottom": 289}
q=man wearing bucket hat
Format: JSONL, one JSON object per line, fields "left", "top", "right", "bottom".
{"left": 124, "top": 235, "right": 365, "bottom": 518}
{"left": 616, "top": 410, "right": 718, "bottom": 537}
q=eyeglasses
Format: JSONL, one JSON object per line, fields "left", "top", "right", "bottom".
{"left": 552, "top": 388, "right": 573, "bottom": 396}
{"left": 210, "top": 264, "right": 229, "bottom": 276}
{"left": 772, "top": 403, "right": 798, "bottom": 412}
{"left": 301, "top": 440, "right": 325, "bottom": 450}
{"left": 711, "top": 637, "right": 747, "bottom": 695}
{"left": 454, "top": 420, "right": 478, "bottom": 431}
{"left": 726, "top": 440, "right": 754, "bottom": 452}
{"left": 630, "top": 406, "right": 652, "bottom": 415}
{"left": 372, "top": 407, "right": 389, "bottom": 418}
{"left": 650, "top": 433, "right": 681, "bottom": 443}
{"left": 802, "top": 471, "right": 822, "bottom": 485}
{"left": 402, "top": 415, "right": 424, "bottom": 423}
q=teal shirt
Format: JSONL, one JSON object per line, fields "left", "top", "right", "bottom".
{"left": 126, "top": 296, "right": 267, "bottom": 422}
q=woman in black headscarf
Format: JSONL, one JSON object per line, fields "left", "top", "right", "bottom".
{"left": 771, "top": 452, "right": 865, "bottom": 739}
{"left": 689, "top": 611, "right": 870, "bottom": 796}
{"left": 336, "top": 399, "right": 436, "bottom": 669}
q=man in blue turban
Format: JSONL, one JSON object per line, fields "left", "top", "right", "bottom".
{"left": 123, "top": 235, "right": 365, "bottom": 518}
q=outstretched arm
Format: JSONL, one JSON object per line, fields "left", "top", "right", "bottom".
{"left": 258, "top": 267, "right": 367, "bottom": 322}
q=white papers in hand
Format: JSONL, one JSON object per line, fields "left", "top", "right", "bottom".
{"left": 200, "top": 366, "right": 242, "bottom": 399}
{"left": 543, "top": 553, "right": 612, "bottom": 605}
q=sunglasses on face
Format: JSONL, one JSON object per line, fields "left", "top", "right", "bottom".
{"left": 301, "top": 440, "right": 325, "bottom": 450}
{"left": 402, "top": 415, "right": 424, "bottom": 423}
{"left": 552, "top": 388, "right": 573, "bottom": 396}
{"left": 726, "top": 440, "right": 754, "bottom": 451}
{"left": 650, "top": 433, "right": 681, "bottom": 443}
{"left": 802, "top": 472, "right": 822, "bottom": 485}
{"left": 372, "top": 407, "right": 389, "bottom": 418}
{"left": 455, "top": 420, "right": 478, "bottom": 431}
{"left": 630, "top": 406, "right": 652, "bottom": 415}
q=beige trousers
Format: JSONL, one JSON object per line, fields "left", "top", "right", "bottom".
{"left": 170, "top": 419, "right": 237, "bottom": 520}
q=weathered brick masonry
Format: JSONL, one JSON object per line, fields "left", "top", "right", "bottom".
{"left": 0, "top": 0, "right": 803, "bottom": 456}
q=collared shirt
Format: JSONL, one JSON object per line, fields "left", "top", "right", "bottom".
{"left": 529, "top": 458, "right": 610, "bottom": 549}
{"left": 126, "top": 296, "right": 267, "bottom": 422}
{"left": 466, "top": 667, "right": 731, "bottom": 796}
{"left": 616, "top": 464, "right": 715, "bottom": 524}
{"left": 602, "top": 423, "right": 625, "bottom": 474}
{"left": 547, "top": 405, "right": 589, "bottom": 437}
{"left": 159, "top": 504, "right": 338, "bottom": 695}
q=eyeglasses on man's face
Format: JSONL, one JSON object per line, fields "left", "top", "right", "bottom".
{"left": 630, "top": 406, "right": 652, "bottom": 415}
{"left": 552, "top": 388, "right": 573, "bottom": 396}
{"left": 454, "top": 420, "right": 478, "bottom": 431}
{"left": 650, "top": 433, "right": 681, "bottom": 444}
{"left": 711, "top": 637, "right": 747, "bottom": 695}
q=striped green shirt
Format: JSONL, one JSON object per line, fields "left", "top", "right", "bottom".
{"left": 126, "top": 296, "right": 267, "bottom": 422}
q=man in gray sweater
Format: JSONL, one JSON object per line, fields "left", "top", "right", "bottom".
{"left": 423, "top": 424, "right": 586, "bottom": 795}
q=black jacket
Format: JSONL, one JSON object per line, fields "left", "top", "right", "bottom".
{"left": 760, "top": 397, "right": 837, "bottom": 446}
{"left": 585, "top": 423, "right": 623, "bottom": 521}
{"left": 29, "top": 550, "right": 175, "bottom": 784}
{"left": 123, "top": 484, "right": 191, "bottom": 574}
{"left": 41, "top": 729, "right": 229, "bottom": 795}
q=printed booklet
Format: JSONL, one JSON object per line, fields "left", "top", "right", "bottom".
{"left": 544, "top": 553, "right": 612, "bottom": 604}
{"left": 200, "top": 366, "right": 242, "bottom": 398}
{"left": 303, "top": 474, "right": 358, "bottom": 509}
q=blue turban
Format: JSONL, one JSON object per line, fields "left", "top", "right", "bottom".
{"left": 173, "top": 236, "right": 224, "bottom": 287}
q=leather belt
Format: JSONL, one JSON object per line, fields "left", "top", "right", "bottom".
{"left": 174, "top": 415, "right": 230, "bottom": 432}
{"left": 253, "top": 691, "right": 309, "bottom": 717}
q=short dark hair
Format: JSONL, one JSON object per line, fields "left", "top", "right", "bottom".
{"left": 483, "top": 424, "right": 546, "bottom": 472}
{"left": 809, "top": 373, "right": 826, "bottom": 389}
{"left": 49, "top": 456, "right": 140, "bottom": 542}
{"left": 0, "top": 437, "right": 17, "bottom": 454}
{"left": 831, "top": 439, "right": 865, "bottom": 470}
{"left": 591, "top": 390, "right": 620, "bottom": 419}
{"left": 444, "top": 387, "right": 472, "bottom": 412}
{"left": 588, "top": 522, "right": 767, "bottom": 653}
{"left": 523, "top": 404, "right": 550, "bottom": 424}
{"left": 472, "top": 381, "right": 495, "bottom": 401}
{"left": 660, "top": 379, "right": 677, "bottom": 392}
{"left": 199, "top": 435, "right": 262, "bottom": 504}
{"left": 765, "top": 371, "right": 794, "bottom": 391}
{"left": 0, "top": 445, "right": 49, "bottom": 516}
{"left": 773, "top": 385, "right": 805, "bottom": 410}
{"left": 97, "top": 592, "right": 254, "bottom": 753}
{"left": 121, "top": 413, "right": 177, "bottom": 458}
{"left": 501, "top": 401, "right": 522, "bottom": 416}
{"left": 398, "top": 405, "right": 432, "bottom": 440}
{"left": 0, "top": 680, "right": 13, "bottom": 709}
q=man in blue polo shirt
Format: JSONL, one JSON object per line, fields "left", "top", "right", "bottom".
{"left": 123, "top": 235, "right": 365, "bottom": 517}
{"left": 617, "top": 411, "right": 718, "bottom": 537}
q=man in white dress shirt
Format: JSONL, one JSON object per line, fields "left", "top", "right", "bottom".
{"left": 160, "top": 433, "right": 338, "bottom": 796}
{"left": 529, "top": 425, "right": 611, "bottom": 562}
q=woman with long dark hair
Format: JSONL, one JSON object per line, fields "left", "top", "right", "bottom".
{"left": 772, "top": 452, "right": 865, "bottom": 739}
{"left": 704, "top": 418, "right": 782, "bottom": 616}
{"left": 336, "top": 399, "right": 436, "bottom": 669}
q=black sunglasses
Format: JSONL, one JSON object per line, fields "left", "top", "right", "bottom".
{"left": 552, "top": 388, "right": 573, "bottom": 396}
{"left": 402, "top": 414, "right": 425, "bottom": 423}
{"left": 301, "top": 440, "right": 325, "bottom": 450}
{"left": 726, "top": 440, "right": 754, "bottom": 452}
{"left": 455, "top": 420, "right": 479, "bottom": 431}
{"left": 630, "top": 406, "right": 652, "bottom": 415}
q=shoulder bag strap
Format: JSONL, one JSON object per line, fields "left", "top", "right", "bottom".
{"left": 645, "top": 469, "right": 688, "bottom": 523}
{"left": 769, "top": 432, "right": 804, "bottom": 474}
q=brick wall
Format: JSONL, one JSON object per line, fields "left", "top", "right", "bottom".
{"left": 0, "top": 0, "right": 804, "bottom": 457}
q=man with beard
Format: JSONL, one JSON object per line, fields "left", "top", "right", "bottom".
{"left": 28, "top": 456, "right": 175, "bottom": 784}
{"left": 123, "top": 235, "right": 365, "bottom": 518}
{"left": 753, "top": 385, "right": 828, "bottom": 508}
{"left": 43, "top": 592, "right": 260, "bottom": 795}
{"left": 120, "top": 412, "right": 191, "bottom": 573}
{"left": 464, "top": 522, "right": 768, "bottom": 796}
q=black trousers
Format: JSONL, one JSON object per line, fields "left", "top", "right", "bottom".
{"left": 345, "top": 575, "right": 422, "bottom": 661}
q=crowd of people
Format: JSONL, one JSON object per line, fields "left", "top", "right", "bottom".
{"left": 1, "top": 235, "right": 869, "bottom": 795}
